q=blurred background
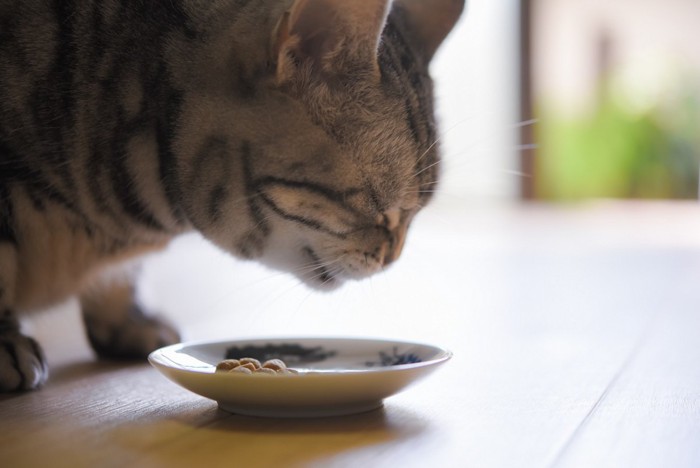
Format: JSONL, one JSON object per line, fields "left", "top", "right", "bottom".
{"left": 433, "top": 0, "right": 700, "bottom": 204}
{"left": 531, "top": 0, "right": 700, "bottom": 201}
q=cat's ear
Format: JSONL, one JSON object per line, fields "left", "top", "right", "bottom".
{"left": 394, "top": 0, "right": 466, "bottom": 63}
{"left": 273, "top": 0, "right": 391, "bottom": 82}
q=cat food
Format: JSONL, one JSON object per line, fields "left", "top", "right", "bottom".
{"left": 215, "top": 358, "right": 298, "bottom": 375}
{"left": 215, "top": 359, "right": 241, "bottom": 371}
{"left": 239, "top": 357, "right": 262, "bottom": 368}
{"left": 260, "top": 359, "right": 286, "bottom": 372}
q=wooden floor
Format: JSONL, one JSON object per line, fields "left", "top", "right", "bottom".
{"left": 2, "top": 201, "right": 700, "bottom": 467}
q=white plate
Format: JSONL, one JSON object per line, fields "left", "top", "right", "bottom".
{"left": 149, "top": 337, "right": 452, "bottom": 418}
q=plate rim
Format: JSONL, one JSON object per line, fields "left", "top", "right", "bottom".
{"left": 148, "top": 335, "right": 453, "bottom": 375}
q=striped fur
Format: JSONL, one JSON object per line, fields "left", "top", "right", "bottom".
{"left": 0, "top": 0, "right": 464, "bottom": 390}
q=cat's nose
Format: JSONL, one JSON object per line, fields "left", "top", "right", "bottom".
{"left": 380, "top": 224, "right": 408, "bottom": 267}
{"left": 370, "top": 209, "right": 409, "bottom": 267}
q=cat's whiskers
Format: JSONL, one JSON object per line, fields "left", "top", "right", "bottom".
{"left": 416, "top": 115, "right": 482, "bottom": 166}
{"left": 236, "top": 258, "right": 345, "bottom": 319}
{"left": 407, "top": 189, "right": 440, "bottom": 196}
{"left": 420, "top": 114, "right": 538, "bottom": 163}
{"left": 433, "top": 116, "right": 538, "bottom": 159}
{"left": 290, "top": 254, "right": 346, "bottom": 277}
{"left": 232, "top": 117, "right": 540, "bottom": 289}
{"left": 412, "top": 159, "right": 441, "bottom": 178}
{"left": 418, "top": 121, "right": 536, "bottom": 182}
{"left": 293, "top": 259, "right": 341, "bottom": 276}
{"left": 319, "top": 270, "right": 342, "bottom": 287}
{"left": 188, "top": 246, "right": 344, "bottom": 317}
{"left": 427, "top": 117, "right": 540, "bottom": 186}
{"left": 262, "top": 263, "right": 342, "bottom": 318}
{"left": 437, "top": 146, "right": 537, "bottom": 179}
{"left": 257, "top": 276, "right": 315, "bottom": 315}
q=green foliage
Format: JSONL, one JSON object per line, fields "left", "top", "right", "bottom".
{"left": 536, "top": 91, "right": 700, "bottom": 200}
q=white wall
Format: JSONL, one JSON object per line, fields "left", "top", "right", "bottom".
{"left": 431, "top": 0, "right": 521, "bottom": 205}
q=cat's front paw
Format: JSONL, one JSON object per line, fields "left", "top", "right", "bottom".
{"left": 0, "top": 332, "right": 48, "bottom": 392}
{"left": 84, "top": 307, "right": 180, "bottom": 360}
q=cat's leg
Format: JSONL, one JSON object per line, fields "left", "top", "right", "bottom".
{"left": 0, "top": 245, "right": 49, "bottom": 391}
{"left": 0, "top": 309, "right": 48, "bottom": 392}
{"left": 80, "top": 276, "right": 180, "bottom": 359}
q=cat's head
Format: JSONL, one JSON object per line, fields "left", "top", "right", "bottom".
{"left": 178, "top": 0, "right": 465, "bottom": 289}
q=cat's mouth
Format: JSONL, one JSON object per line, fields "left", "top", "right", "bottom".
{"left": 301, "top": 247, "right": 342, "bottom": 290}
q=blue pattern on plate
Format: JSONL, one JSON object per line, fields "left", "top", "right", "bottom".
{"left": 366, "top": 346, "right": 423, "bottom": 367}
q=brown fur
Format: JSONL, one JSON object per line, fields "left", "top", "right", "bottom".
{"left": 0, "top": 0, "right": 465, "bottom": 391}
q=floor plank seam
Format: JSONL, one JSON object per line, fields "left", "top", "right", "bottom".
{"left": 543, "top": 306, "right": 665, "bottom": 468}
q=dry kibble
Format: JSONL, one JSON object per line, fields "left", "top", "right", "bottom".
{"left": 215, "top": 359, "right": 241, "bottom": 371}
{"left": 215, "top": 357, "right": 297, "bottom": 375}
{"left": 262, "top": 359, "right": 287, "bottom": 371}
{"left": 238, "top": 362, "right": 257, "bottom": 372}
{"left": 238, "top": 357, "right": 261, "bottom": 369}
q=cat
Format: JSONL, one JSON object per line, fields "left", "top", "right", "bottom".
{"left": 0, "top": 0, "right": 465, "bottom": 391}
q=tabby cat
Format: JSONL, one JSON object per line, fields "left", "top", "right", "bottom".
{"left": 0, "top": 0, "right": 465, "bottom": 391}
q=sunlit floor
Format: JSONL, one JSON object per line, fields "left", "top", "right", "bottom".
{"left": 4, "top": 200, "right": 700, "bottom": 467}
